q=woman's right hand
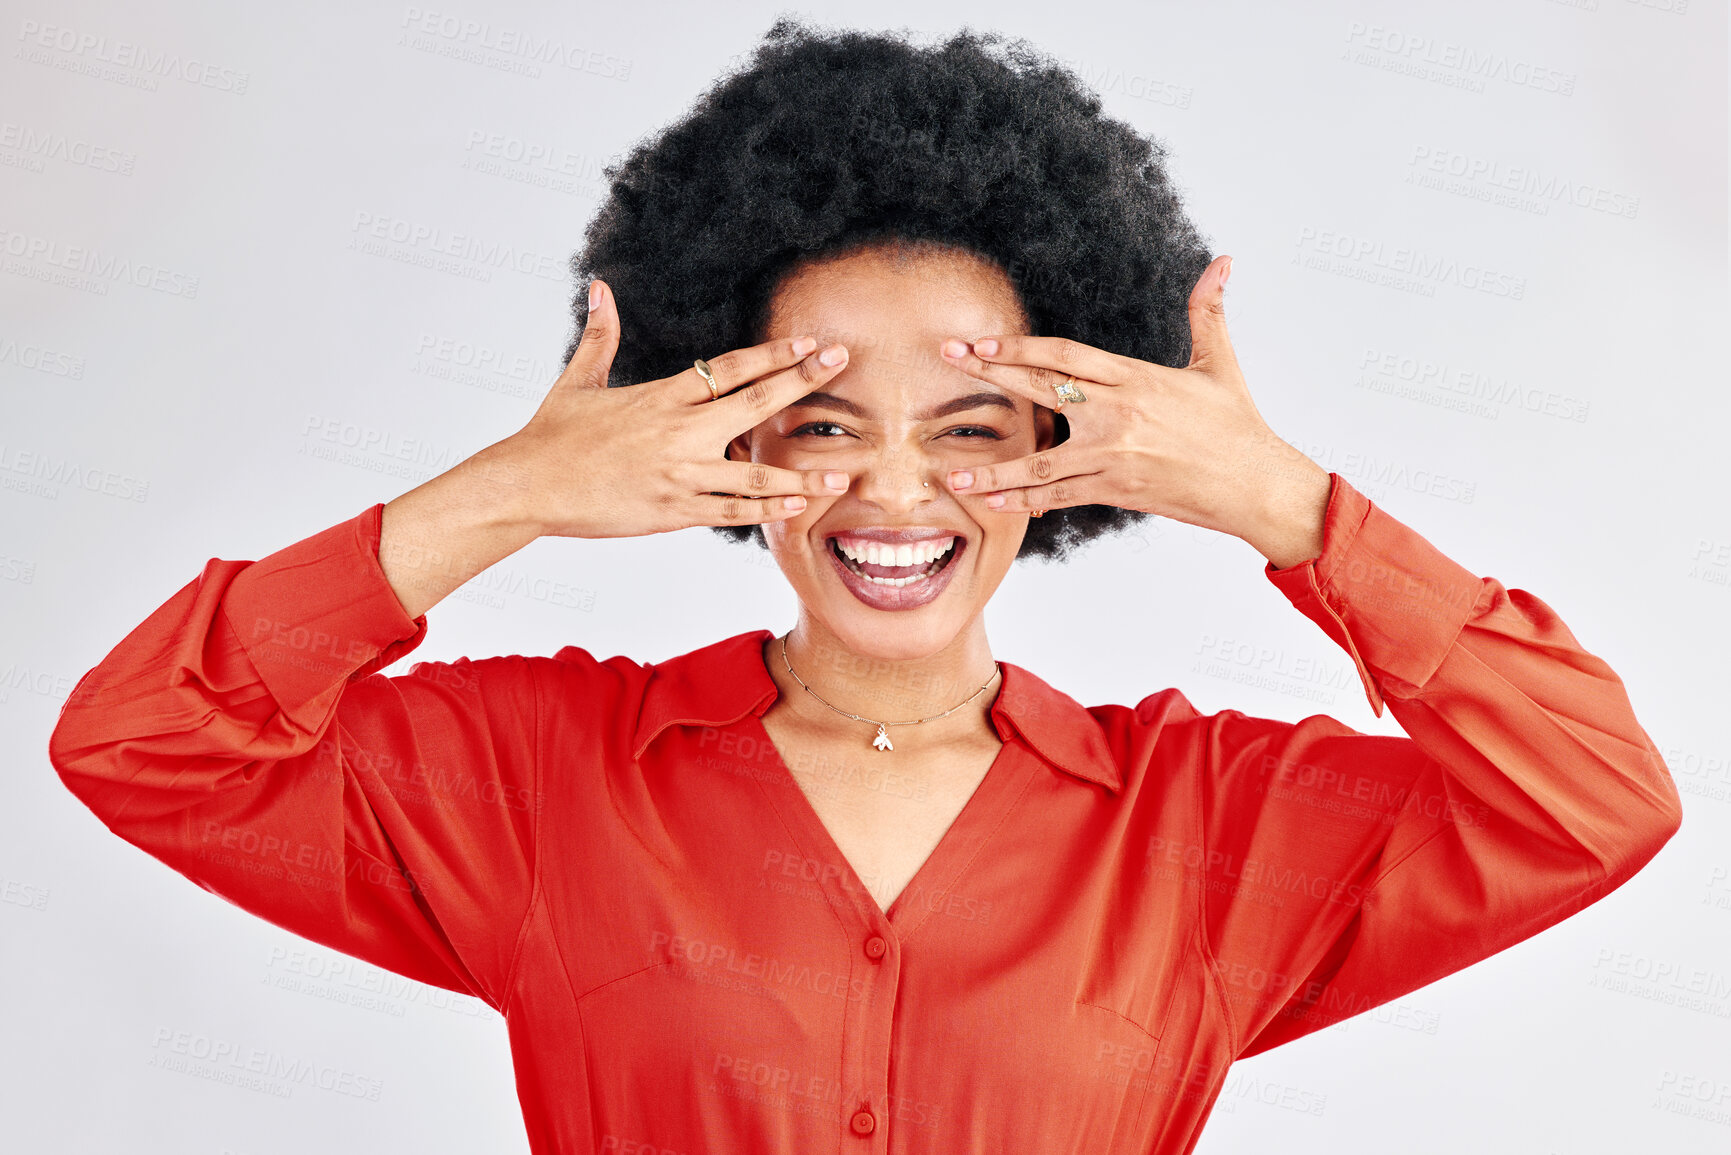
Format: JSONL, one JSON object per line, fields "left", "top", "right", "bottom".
{"left": 494, "top": 278, "right": 853, "bottom": 540}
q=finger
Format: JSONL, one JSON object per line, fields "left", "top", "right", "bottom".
{"left": 672, "top": 335, "right": 825, "bottom": 406}
{"left": 944, "top": 447, "right": 1097, "bottom": 500}
{"left": 961, "top": 468, "right": 1108, "bottom": 515}
{"left": 688, "top": 460, "right": 852, "bottom": 502}
{"left": 706, "top": 341, "right": 851, "bottom": 432}
{"left": 689, "top": 490, "right": 820, "bottom": 527}
{"left": 556, "top": 277, "right": 621, "bottom": 391}
{"left": 945, "top": 334, "right": 1144, "bottom": 395}
{"left": 1186, "top": 255, "right": 1239, "bottom": 373}
{"left": 935, "top": 339, "right": 1075, "bottom": 412}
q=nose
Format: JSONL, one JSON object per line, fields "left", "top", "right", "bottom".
{"left": 847, "top": 444, "right": 939, "bottom": 515}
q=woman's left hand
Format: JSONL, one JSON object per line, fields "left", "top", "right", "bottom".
{"left": 938, "top": 255, "right": 1332, "bottom": 569}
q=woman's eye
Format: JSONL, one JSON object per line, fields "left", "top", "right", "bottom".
{"left": 789, "top": 422, "right": 1003, "bottom": 440}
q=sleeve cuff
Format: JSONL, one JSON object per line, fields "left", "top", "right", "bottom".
{"left": 221, "top": 503, "right": 429, "bottom": 726}
{"left": 1263, "top": 474, "right": 1484, "bottom": 717}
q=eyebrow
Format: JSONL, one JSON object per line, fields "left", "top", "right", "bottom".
{"left": 787, "top": 390, "right": 1016, "bottom": 422}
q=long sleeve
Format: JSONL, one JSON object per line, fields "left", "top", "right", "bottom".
{"left": 47, "top": 504, "right": 542, "bottom": 1011}
{"left": 1195, "top": 474, "right": 1682, "bottom": 1057}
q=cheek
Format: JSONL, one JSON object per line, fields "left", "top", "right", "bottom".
{"left": 762, "top": 503, "right": 829, "bottom": 561}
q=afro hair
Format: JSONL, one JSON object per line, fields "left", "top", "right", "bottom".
{"left": 566, "top": 16, "right": 1215, "bottom": 561}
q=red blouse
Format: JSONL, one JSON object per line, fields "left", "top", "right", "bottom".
{"left": 48, "top": 474, "right": 1681, "bottom": 1154}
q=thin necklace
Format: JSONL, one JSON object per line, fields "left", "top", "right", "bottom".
{"left": 778, "top": 633, "right": 1001, "bottom": 752}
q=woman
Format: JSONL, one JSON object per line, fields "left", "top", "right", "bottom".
{"left": 49, "top": 19, "right": 1680, "bottom": 1154}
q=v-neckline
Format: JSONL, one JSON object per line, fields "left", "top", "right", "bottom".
{"left": 746, "top": 708, "right": 1035, "bottom": 940}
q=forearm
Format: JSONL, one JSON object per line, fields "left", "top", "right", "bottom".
{"left": 380, "top": 439, "right": 545, "bottom": 619}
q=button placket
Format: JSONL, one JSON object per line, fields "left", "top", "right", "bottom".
{"left": 851, "top": 924, "right": 897, "bottom": 1147}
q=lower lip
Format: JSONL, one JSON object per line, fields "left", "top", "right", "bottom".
{"left": 825, "top": 538, "right": 965, "bottom": 611}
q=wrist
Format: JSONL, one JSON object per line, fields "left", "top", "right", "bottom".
{"left": 1242, "top": 451, "right": 1331, "bottom": 570}
{"left": 459, "top": 438, "right": 550, "bottom": 539}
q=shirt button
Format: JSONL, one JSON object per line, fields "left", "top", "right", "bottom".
{"left": 863, "top": 935, "right": 888, "bottom": 960}
{"left": 850, "top": 1108, "right": 877, "bottom": 1135}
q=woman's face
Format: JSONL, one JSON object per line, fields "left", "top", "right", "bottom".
{"left": 727, "top": 243, "right": 1056, "bottom": 660}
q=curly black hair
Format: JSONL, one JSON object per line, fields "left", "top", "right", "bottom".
{"left": 567, "top": 16, "right": 1214, "bottom": 561}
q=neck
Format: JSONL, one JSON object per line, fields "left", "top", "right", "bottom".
{"left": 764, "top": 614, "right": 1003, "bottom": 754}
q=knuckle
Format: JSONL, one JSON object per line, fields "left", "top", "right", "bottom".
{"left": 747, "top": 463, "right": 769, "bottom": 491}
{"left": 741, "top": 378, "right": 773, "bottom": 410}
{"left": 720, "top": 494, "right": 742, "bottom": 522}
{"left": 710, "top": 350, "right": 742, "bottom": 381}
{"left": 797, "top": 356, "right": 823, "bottom": 384}
{"left": 1030, "top": 453, "right": 1053, "bottom": 480}
{"left": 1052, "top": 339, "right": 1078, "bottom": 366}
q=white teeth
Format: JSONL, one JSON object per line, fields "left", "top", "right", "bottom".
{"left": 833, "top": 536, "right": 956, "bottom": 566}
{"left": 831, "top": 535, "right": 960, "bottom": 587}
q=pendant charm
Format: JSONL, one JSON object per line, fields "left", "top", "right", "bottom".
{"left": 872, "top": 723, "right": 893, "bottom": 752}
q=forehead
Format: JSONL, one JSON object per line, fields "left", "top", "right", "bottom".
{"left": 763, "top": 243, "right": 1030, "bottom": 352}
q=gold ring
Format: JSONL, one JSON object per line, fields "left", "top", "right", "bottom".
{"left": 693, "top": 358, "right": 720, "bottom": 401}
{"left": 1052, "top": 375, "right": 1087, "bottom": 406}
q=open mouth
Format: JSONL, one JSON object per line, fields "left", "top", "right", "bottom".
{"left": 828, "top": 536, "right": 964, "bottom": 587}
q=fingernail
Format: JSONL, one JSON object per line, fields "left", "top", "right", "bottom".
{"left": 819, "top": 344, "right": 847, "bottom": 367}
{"left": 824, "top": 472, "right": 848, "bottom": 490}
{"left": 588, "top": 280, "right": 601, "bottom": 309}
{"left": 783, "top": 496, "right": 807, "bottom": 511}
{"left": 972, "top": 338, "right": 999, "bottom": 357}
{"left": 1220, "top": 257, "right": 1232, "bottom": 289}
{"left": 942, "top": 338, "right": 969, "bottom": 358}
{"left": 985, "top": 494, "right": 1006, "bottom": 509}
{"left": 793, "top": 336, "right": 817, "bottom": 356}
{"left": 949, "top": 470, "right": 973, "bottom": 491}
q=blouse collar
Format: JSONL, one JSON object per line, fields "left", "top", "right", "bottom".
{"left": 630, "top": 628, "right": 1122, "bottom": 794}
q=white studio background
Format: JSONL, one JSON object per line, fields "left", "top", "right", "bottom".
{"left": 3, "top": 1, "right": 1726, "bottom": 1152}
